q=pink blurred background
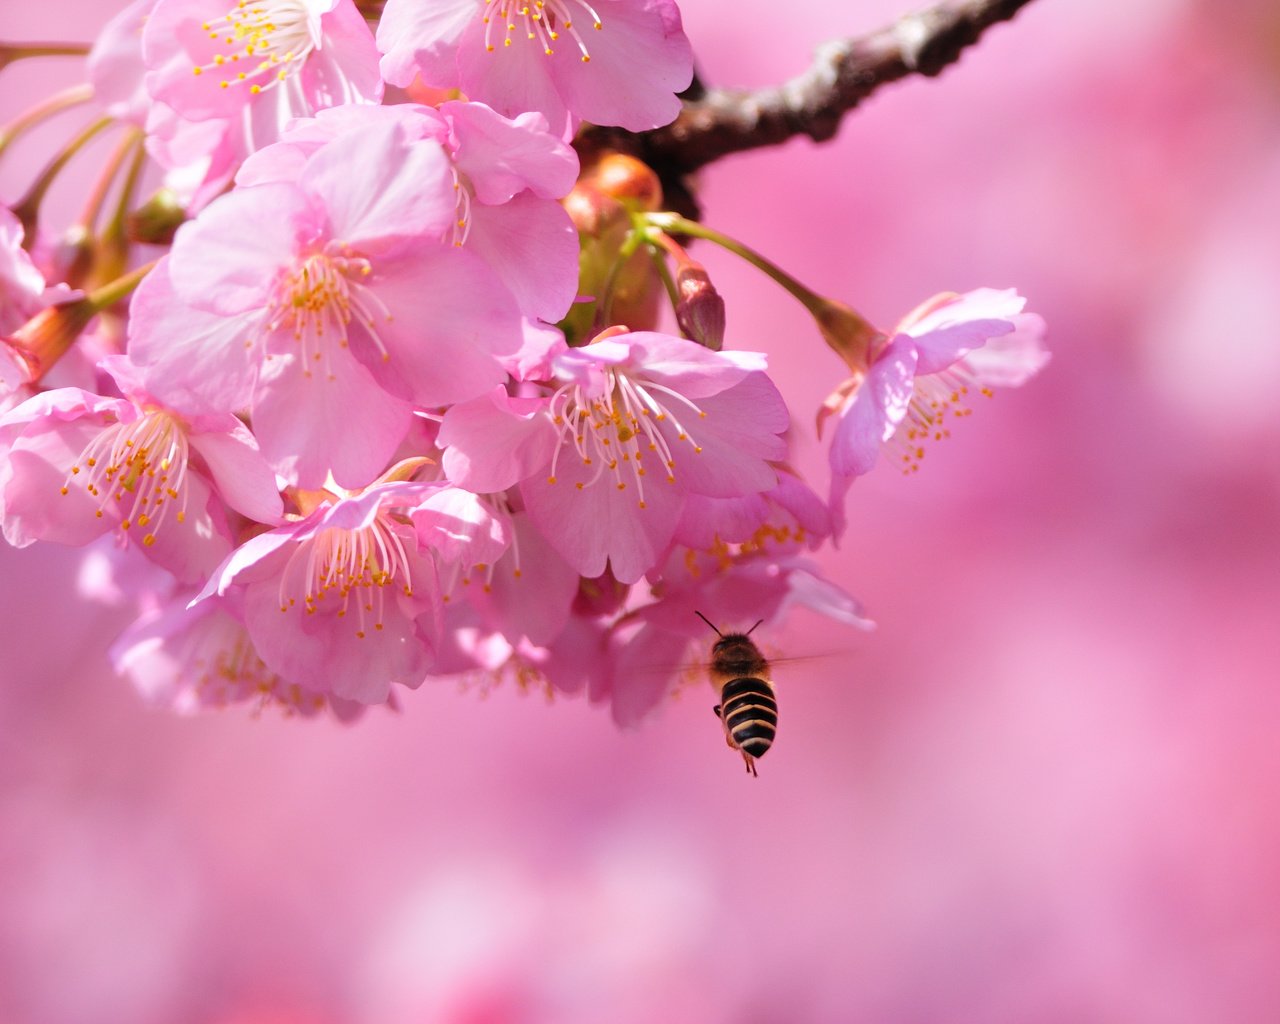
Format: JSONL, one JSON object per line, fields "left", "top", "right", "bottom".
{"left": 4, "top": 0, "right": 1280, "bottom": 1021}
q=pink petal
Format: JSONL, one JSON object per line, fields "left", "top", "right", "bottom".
{"left": 356, "top": 250, "right": 521, "bottom": 406}
{"left": 553, "top": 0, "right": 693, "bottom": 131}
{"left": 166, "top": 184, "right": 317, "bottom": 314}
{"left": 465, "top": 196, "right": 579, "bottom": 321}
{"left": 521, "top": 452, "right": 684, "bottom": 584}
{"left": 828, "top": 336, "right": 917, "bottom": 478}
{"left": 376, "top": 0, "right": 474, "bottom": 87}
{"left": 127, "top": 258, "right": 261, "bottom": 411}
{"left": 442, "top": 101, "right": 579, "bottom": 202}
{"left": 251, "top": 350, "right": 414, "bottom": 489}
{"left": 301, "top": 120, "right": 456, "bottom": 254}
{"left": 187, "top": 423, "right": 285, "bottom": 525}
{"left": 438, "top": 388, "right": 557, "bottom": 493}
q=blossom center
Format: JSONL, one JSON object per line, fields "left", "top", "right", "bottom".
{"left": 62, "top": 409, "right": 190, "bottom": 547}
{"left": 481, "top": 0, "right": 603, "bottom": 61}
{"left": 893, "top": 365, "right": 993, "bottom": 474}
{"left": 266, "top": 247, "right": 393, "bottom": 378}
{"left": 194, "top": 0, "right": 318, "bottom": 95}
{"left": 545, "top": 368, "right": 705, "bottom": 508}
{"left": 278, "top": 509, "right": 415, "bottom": 638}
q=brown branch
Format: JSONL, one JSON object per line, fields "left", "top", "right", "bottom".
{"left": 577, "top": 0, "right": 1040, "bottom": 204}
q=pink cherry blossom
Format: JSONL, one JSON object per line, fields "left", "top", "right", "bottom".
{"left": 377, "top": 0, "right": 694, "bottom": 137}
{"left": 235, "top": 100, "right": 581, "bottom": 323}
{"left": 111, "top": 594, "right": 367, "bottom": 720}
{"left": 821, "top": 289, "right": 1049, "bottom": 518}
{"left": 143, "top": 0, "right": 383, "bottom": 150}
{"left": 0, "top": 356, "right": 281, "bottom": 584}
{"left": 194, "top": 480, "right": 445, "bottom": 703}
{"left": 439, "top": 330, "right": 789, "bottom": 584}
{"left": 129, "top": 118, "right": 525, "bottom": 488}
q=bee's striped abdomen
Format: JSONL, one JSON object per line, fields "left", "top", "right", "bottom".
{"left": 719, "top": 676, "right": 778, "bottom": 759}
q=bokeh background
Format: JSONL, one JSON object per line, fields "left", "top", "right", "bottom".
{"left": 4, "top": 0, "right": 1280, "bottom": 1021}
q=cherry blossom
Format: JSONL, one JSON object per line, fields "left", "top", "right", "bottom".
{"left": 821, "top": 289, "right": 1048, "bottom": 524}
{"left": 377, "top": 0, "right": 693, "bottom": 137}
{"left": 194, "top": 479, "right": 444, "bottom": 703}
{"left": 439, "top": 330, "right": 789, "bottom": 584}
{"left": 0, "top": 356, "right": 280, "bottom": 584}
{"left": 128, "top": 117, "right": 526, "bottom": 488}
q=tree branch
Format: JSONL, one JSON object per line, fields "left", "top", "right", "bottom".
{"left": 578, "top": 0, "right": 1039, "bottom": 187}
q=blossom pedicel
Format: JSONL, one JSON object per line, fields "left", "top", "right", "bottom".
{"left": 0, "top": 1, "right": 1048, "bottom": 734}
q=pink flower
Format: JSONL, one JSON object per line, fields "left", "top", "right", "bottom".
{"left": 111, "top": 594, "right": 368, "bottom": 720}
{"left": 439, "top": 330, "right": 789, "bottom": 584}
{"left": 0, "top": 356, "right": 281, "bottom": 584}
{"left": 236, "top": 100, "right": 581, "bottom": 323}
{"left": 194, "top": 480, "right": 444, "bottom": 703}
{"left": 128, "top": 117, "right": 525, "bottom": 488}
{"left": 377, "top": 0, "right": 694, "bottom": 137}
{"left": 143, "top": 0, "right": 383, "bottom": 148}
{"left": 821, "top": 288, "right": 1049, "bottom": 517}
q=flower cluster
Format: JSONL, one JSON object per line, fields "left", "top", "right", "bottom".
{"left": 1, "top": 0, "right": 1047, "bottom": 727}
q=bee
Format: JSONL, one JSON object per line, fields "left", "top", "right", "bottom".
{"left": 697, "top": 611, "right": 777, "bottom": 777}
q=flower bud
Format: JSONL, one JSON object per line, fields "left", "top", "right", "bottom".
{"left": 580, "top": 152, "right": 664, "bottom": 214}
{"left": 675, "top": 262, "right": 725, "bottom": 351}
{"left": 4, "top": 298, "right": 95, "bottom": 382}
{"left": 127, "top": 189, "right": 187, "bottom": 247}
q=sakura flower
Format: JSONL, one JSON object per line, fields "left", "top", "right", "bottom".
{"left": 111, "top": 594, "right": 367, "bottom": 720}
{"left": 0, "top": 356, "right": 281, "bottom": 584}
{"left": 821, "top": 288, "right": 1049, "bottom": 520}
{"left": 143, "top": 0, "right": 382, "bottom": 152}
{"left": 377, "top": 0, "right": 694, "bottom": 137}
{"left": 236, "top": 101, "right": 581, "bottom": 323}
{"left": 438, "top": 330, "right": 789, "bottom": 584}
{"left": 129, "top": 118, "right": 525, "bottom": 488}
{"left": 194, "top": 479, "right": 444, "bottom": 703}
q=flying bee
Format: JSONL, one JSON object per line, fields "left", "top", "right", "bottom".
{"left": 697, "top": 611, "right": 777, "bottom": 777}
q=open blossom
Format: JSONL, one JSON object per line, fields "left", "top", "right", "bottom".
{"left": 111, "top": 594, "right": 368, "bottom": 720}
{"left": 377, "top": 0, "right": 694, "bottom": 137}
{"left": 0, "top": 356, "right": 281, "bottom": 584}
{"left": 129, "top": 118, "right": 526, "bottom": 488}
{"left": 236, "top": 100, "right": 581, "bottom": 323}
{"left": 143, "top": 0, "right": 382, "bottom": 149}
{"left": 195, "top": 479, "right": 449, "bottom": 703}
{"left": 439, "top": 330, "right": 789, "bottom": 584}
{"left": 821, "top": 288, "right": 1049, "bottom": 520}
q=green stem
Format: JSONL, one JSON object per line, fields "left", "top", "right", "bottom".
{"left": 89, "top": 259, "right": 157, "bottom": 310}
{"left": 647, "top": 212, "right": 881, "bottom": 369}
{"left": 0, "top": 42, "right": 90, "bottom": 66}
{"left": 12, "top": 115, "right": 114, "bottom": 244}
{"left": 78, "top": 129, "right": 145, "bottom": 235}
{"left": 107, "top": 137, "right": 149, "bottom": 240}
{"left": 0, "top": 84, "right": 93, "bottom": 160}
{"left": 647, "top": 212, "right": 827, "bottom": 315}
{"left": 597, "top": 226, "right": 647, "bottom": 330}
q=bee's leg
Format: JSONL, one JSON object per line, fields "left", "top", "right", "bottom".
{"left": 742, "top": 751, "right": 757, "bottom": 777}
{"left": 713, "top": 704, "right": 723, "bottom": 719}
